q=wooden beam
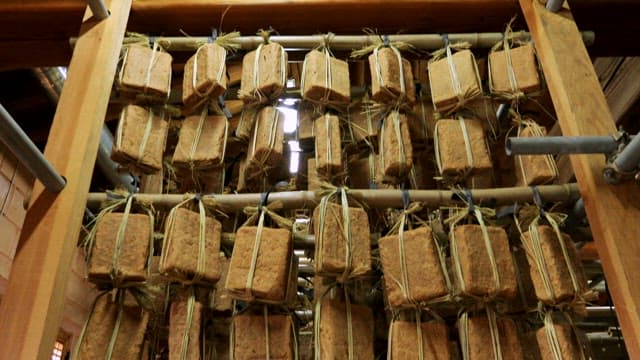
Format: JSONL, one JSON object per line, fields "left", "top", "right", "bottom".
{"left": 519, "top": 1, "right": 640, "bottom": 358}
{"left": 603, "top": 57, "right": 640, "bottom": 123}
{"left": 0, "top": 1, "right": 131, "bottom": 359}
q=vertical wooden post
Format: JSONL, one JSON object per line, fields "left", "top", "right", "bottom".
{"left": 519, "top": 0, "right": 640, "bottom": 357}
{"left": 0, "top": 0, "right": 130, "bottom": 359}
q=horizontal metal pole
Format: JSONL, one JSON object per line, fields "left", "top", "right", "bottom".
{"left": 0, "top": 103, "right": 66, "bottom": 193}
{"left": 87, "top": 0, "right": 110, "bottom": 20}
{"left": 72, "top": 31, "right": 595, "bottom": 52}
{"left": 86, "top": 184, "right": 580, "bottom": 211}
{"left": 506, "top": 136, "right": 618, "bottom": 155}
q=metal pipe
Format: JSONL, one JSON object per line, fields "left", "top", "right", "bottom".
{"left": 587, "top": 306, "right": 617, "bottom": 319}
{"left": 87, "top": 0, "right": 110, "bottom": 20}
{"left": 612, "top": 132, "right": 640, "bottom": 173}
{"left": 0, "top": 104, "right": 66, "bottom": 193}
{"left": 86, "top": 183, "right": 580, "bottom": 210}
{"left": 546, "top": 0, "right": 565, "bottom": 12}
{"left": 506, "top": 136, "right": 618, "bottom": 155}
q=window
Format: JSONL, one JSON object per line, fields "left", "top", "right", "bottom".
{"left": 51, "top": 341, "right": 64, "bottom": 360}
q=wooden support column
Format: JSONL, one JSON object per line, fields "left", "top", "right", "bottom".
{"left": 0, "top": 1, "right": 130, "bottom": 359}
{"left": 520, "top": 1, "right": 640, "bottom": 357}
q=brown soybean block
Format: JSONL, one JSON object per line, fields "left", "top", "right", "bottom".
{"left": 435, "top": 119, "right": 492, "bottom": 177}
{"left": 521, "top": 225, "right": 588, "bottom": 304}
{"left": 76, "top": 295, "right": 149, "bottom": 359}
{"left": 297, "top": 102, "right": 317, "bottom": 149}
{"left": 390, "top": 321, "right": 450, "bottom": 360}
{"left": 233, "top": 313, "right": 294, "bottom": 360}
{"left": 464, "top": 171, "right": 495, "bottom": 189}
{"left": 313, "top": 202, "right": 372, "bottom": 277}
{"left": 381, "top": 112, "right": 413, "bottom": 180}
{"left": 169, "top": 299, "right": 203, "bottom": 360}
{"left": 315, "top": 114, "right": 343, "bottom": 177}
{"left": 246, "top": 106, "right": 285, "bottom": 179}
{"left": 515, "top": 126, "right": 557, "bottom": 186}
{"left": 88, "top": 213, "right": 150, "bottom": 284}
{"left": 369, "top": 47, "right": 416, "bottom": 105}
{"left": 212, "top": 256, "right": 233, "bottom": 312}
{"left": 379, "top": 227, "right": 448, "bottom": 307}
{"left": 319, "top": 299, "right": 374, "bottom": 359}
{"left": 428, "top": 50, "right": 482, "bottom": 111}
{"left": 408, "top": 151, "right": 436, "bottom": 190}
{"left": 302, "top": 49, "right": 350, "bottom": 104}
{"left": 236, "top": 108, "right": 258, "bottom": 142}
{"left": 307, "top": 157, "right": 322, "bottom": 191}
{"left": 500, "top": 246, "right": 538, "bottom": 314}
{"left": 536, "top": 323, "right": 584, "bottom": 360}
{"left": 199, "top": 167, "right": 225, "bottom": 194}
{"left": 183, "top": 43, "right": 228, "bottom": 111}
{"left": 226, "top": 226, "right": 292, "bottom": 302}
{"left": 119, "top": 45, "right": 173, "bottom": 100}
{"left": 349, "top": 103, "right": 379, "bottom": 145}
{"left": 489, "top": 44, "right": 540, "bottom": 95}
{"left": 464, "top": 98, "right": 500, "bottom": 136}
{"left": 453, "top": 224, "right": 517, "bottom": 299}
{"left": 161, "top": 208, "right": 222, "bottom": 284}
{"left": 348, "top": 154, "right": 377, "bottom": 189}
{"left": 140, "top": 168, "right": 164, "bottom": 194}
{"left": 411, "top": 98, "right": 437, "bottom": 141}
{"left": 464, "top": 314, "right": 523, "bottom": 360}
{"left": 111, "top": 105, "right": 168, "bottom": 174}
{"left": 172, "top": 115, "right": 228, "bottom": 169}
{"left": 239, "top": 43, "right": 288, "bottom": 104}
{"left": 412, "top": 59, "right": 430, "bottom": 85}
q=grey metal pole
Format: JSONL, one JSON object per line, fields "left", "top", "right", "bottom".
{"left": 87, "top": 0, "right": 110, "bottom": 20}
{"left": 546, "top": 0, "right": 564, "bottom": 12}
{"left": 0, "top": 104, "right": 66, "bottom": 193}
{"left": 506, "top": 136, "right": 618, "bottom": 155}
{"left": 612, "top": 133, "right": 640, "bottom": 173}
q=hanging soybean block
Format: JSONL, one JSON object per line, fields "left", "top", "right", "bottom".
{"left": 536, "top": 321, "right": 585, "bottom": 360}
{"left": 172, "top": 115, "right": 228, "bottom": 170}
{"left": 315, "top": 114, "right": 343, "bottom": 177}
{"left": 160, "top": 208, "right": 222, "bottom": 284}
{"left": 183, "top": 43, "right": 228, "bottom": 111}
{"left": 302, "top": 49, "right": 350, "bottom": 104}
{"left": 410, "top": 98, "right": 437, "bottom": 142}
{"left": 379, "top": 226, "right": 449, "bottom": 308}
{"left": 169, "top": 298, "right": 203, "bottom": 360}
{"left": 88, "top": 213, "right": 151, "bottom": 284}
{"left": 381, "top": 112, "right": 413, "bottom": 182}
{"left": 460, "top": 312, "right": 523, "bottom": 360}
{"left": 246, "top": 106, "right": 285, "bottom": 180}
{"left": 298, "top": 101, "right": 317, "bottom": 149}
{"left": 521, "top": 225, "right": 589, "bottom": 305}
{"left": 389, "top": 320, "right": 450, "bottom": 360}
{"left": 428, "top": 49, "right": 482, "bottom": 112}
{"left": 318, "top": 299, "right": 375, "bottom": 359}
{"left": 313, "top": 202, "right": 371, "bottom": 278}
{"left": 232, "top": 312, "right": 295, "bottom": 360}
{"left": 514, "top": 124, "right": 557, "bottom": 186}
{"left": 236, "top": 107, "right": 258, "bottom": 142}
{"left": 369, "top": 47, "right": 416, "bottom": 105}
{"left": 239, "top": 43, "right": 288, "bottom": 104}
{"left": 212, "top": 256, "right": 233, "bottom": 312}
{"left": 489, "top": 43, "right": 540, "bottom": 96}
{"left": 408, "top": 151, "right": 436, "bottom": 190}
{"left": 111, "top": 104, "right": 168, "bottom": 174}
{"left": 226, "top": 226, "right": 292, "bottom": 302}
{"left": 119, "top": 44, "right": 173, "bottom": 101}
{"left": 452, "top": 224, "right": 517, "bottom": 299}
{"left": 348, "top": 102, "right": 379, "bottom": 146}
{"left": 76, "top": 294, "right": 149, "bottom": 360}
{"left": 435, "top": 118, "right": 492, "bottom": 179}
{"left": 348, "top": 153, "right": 378, "bottom": 189}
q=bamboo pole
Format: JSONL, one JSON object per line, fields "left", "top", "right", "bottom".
{"left": 86, "top": 183, "right": 580, "bottom": 211}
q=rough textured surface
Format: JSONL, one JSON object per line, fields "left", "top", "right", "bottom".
{"left": 212, "top": 256, "right": 233, "bottom": 312}
{"left": 349, "top": 102, "right": 379, "bottom": 145}
{"left": 172, "top": 115, "right": 228, "bottom": 169}
{"left": 88, "top": 213, "right": 150, "bottom": 284}
{"left": 521, "top": 225, "right": 588, "bottom": 304}
{"left": 428, "top": 49, "right": 482, "bottom": 111}
{"left": 410, "top": 98, "right": 436, "bottom": 142}
{"left": 348, "top": 153, "right": 378, "bottom": 189}
{"left": 369, "top": 47, "right": 416, "bottom": 105}
{"left": 464, "top": 98, "right": 500, "bottom": 137}
{"left": 515, "top": 126, "right": 557, "bottom": 186}
{"left": 169, "top": 298, "right": 203, "bottom": 360}
{"left": 435, "top": 118, "right": 492, "bottom": 178}
{"left": 453, "top": 224, "right": 517, "bottom": 299}
{"left": 111, "top": 104, "right": 168, "bottom": 174}
{"left": 464, "top": 171, "right": 495, "bottom": 189}
{"left": 119, "top": 45, "right": 173, "bottom": 100}
{"left": 226, "top": 226, "right": 292, "bottom": 302}
{"left": 464, "top": 313, "right": 523, "bottom": 360}
{"left": 319, "top": 299, "right": 374, "bottom": 359}
{"left": 500, "top": 246, "right": 538, "bottom": 314}
{"left": 489, "top": 43, "right": 541, "bottom": 95}
{"left": 297, "top": 101, "right": 317, "bottom": 149}
{"left": 183, "top": 43, "right": 228, "bottom": 111}
{"left": 240, "top": 43, "right": 288, "bottom": 104}
{"left": 236, "top": 108, "right": 258, "bottom": 142}
{"left": 381, "top": 112, "right": 413, "bottom": 181}
{"left": 536, "top": 323, "right": 584, "bottom": 360}
{"left": 379, "top": 226, "right": 449, "bottom": 307}
{"left": 233, "top": 312, "right": 294, "bottom": 360}
{"left": 313, "top": 202, "right": 371, "bottom": 278}
{"left": 302, "top": 49, "right": 350, "bottom": 104}
{"left": 408, "top": 151, "right": 436, "bottom": 189}
{"left": 161, "top": 208, "right": 222, "bottom": 284}
{"left": 315, "top": 114, "right": 343, "bottom": 177}
{"left": 390, "top": 321, "right": 450, "bottom": 360}
{"left": 246, "top": 106, "right": 285, "bottom": 180}
{"left": 307, "top": 157, "right": 322, "bottom": 191}
{"left": 77, "top": 294, "right": 149, "bottom": 360}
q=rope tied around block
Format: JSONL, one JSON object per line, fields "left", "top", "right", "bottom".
{"left": 459, "top": 307, "right": 504, "bottom": 360}
{"left": 118, "top": 34, "right": 172, "bottom": 103}
{"left": 509, "top": 114, "right": 558, "bottom": 185}
{"left": 114, "top": 105, "right": 167, "bottom": 174}
{"left": 314, "top": 284, "right": 355, "bottom": 360}
{"left": 247, "top": 107, "right": 281, "bottom": 181}
{"left": 379, "top": 111, "right": 410, "bottom": 183}
{"left": 433, "top": 116, "right": 476, "bottom": 185}
{"left": 541, "top": 310, "right": 587, "bottom": 360}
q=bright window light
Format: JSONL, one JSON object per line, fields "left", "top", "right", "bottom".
{"left": 277, "top": 106, "right": 298, "bottom": 134}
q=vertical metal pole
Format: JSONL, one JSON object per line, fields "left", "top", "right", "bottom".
{"left": 87, "top": 0, "right": 110, "bottom": 20}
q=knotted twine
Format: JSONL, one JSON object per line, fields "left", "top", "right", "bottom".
{"left": 118, "top": 35, "right": 172, "bottom": 103}
{"left": 177, "top": 288, "right": 198, "bottom": 360}
{"left": 488, "top": 18, "right": 529, "bottom": 102}
{"left": 541, "top": 310, "right": 587, "bottom": 360}
{"left": 386, "top": 308, "right": 445, "bottom": 360}
{"left": 379, "top": 111, "right": 410, "bottom": 181}
{"left": 433, "top": 116, "right": 476, "bottom": 184}
{"left": 247, "top": 107, "right": 281, "bottom": 180}
{"left": 179, "top": 106, "right": 229, "bottom": 170}
{"left": 511, "top": 117, "right": 558, "bottom": 185}
{"left": 238, "top": 29, "right": 287, "bottom": 106}
{"left": 459, "top": 308, "right": 504, "bottom": 360}
{"left": 314, "top": 285, "right": 356, "bottom": 360}
{"left": 115, "top": 105, "right": 167, "bottom": 172}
